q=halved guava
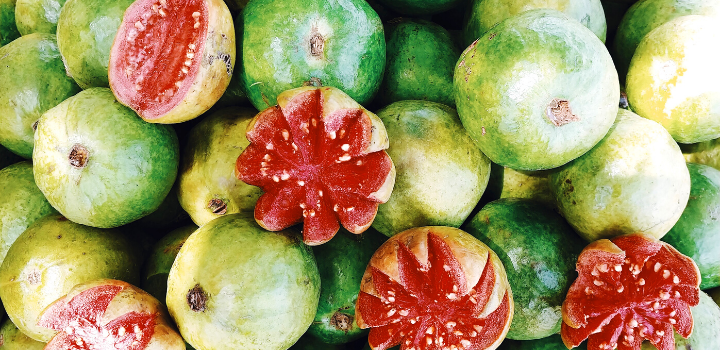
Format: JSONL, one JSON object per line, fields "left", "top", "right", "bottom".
{"left": 235, "top": 86, "right": 396, "bottom": 245}
{"left": 109, "top": 0, "right": 234, "bottom": 124}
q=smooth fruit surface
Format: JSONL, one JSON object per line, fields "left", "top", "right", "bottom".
{"left": 549, "top": 109, "right": 690, "bottom": 242}
{"left": 661, "top": 163, "right": 720, "bottom": 290}
{"left": 142, "top": 225, "right": 197, "bottom": 304}
{"left": 0, "top": 33, "right": 80, "bottom": 158}
{"left": 498, "top": 168, "right": 554, "bottom": 208}
{"left": 465, "top": 198, "right": 585, "bottom": 340}
{"left": 626, "top": 15, "right": 720, "bottom": 144}
{"left": 0, "top": 161, "right": 57, "bottom": 265}
{"left": 178, "top": 107, "right": 262, "bottom": 227}
{"left": 0, "top": 318, "right": 45, "bottom": 350}
{"left": 109, "top": 0, "right": 235, "bottom": 124}
{"left": 0, "top": 0, "right": 20, "bottom": 47}
{"left": 454, "top": 9, "right": 618, "bottom": 171}
{"left": 241, "top": 0, "right": 385, "bottom": 110}
{"left": 0, "top": 214, "right": 139, "bottom": 342}
{"left": 166, "top": 213, "right": 321, "bottom": 350}
{"left": 56, "top": 0, "right": 135, "bottom": 88}
{"left": 372, "top": 100, "right": 490, "bottom": 237}
{"left": 33, "top": 88, "right": 180, "bottom": 228}
{"left": 464, "top": 0, "right": 607, "bottom": 45}
{"left": 14, "top": 0, "right": 68, "bottom": 35}
{"left": 235, "top": 86, "right": 395, "bottom": 245}
{"left": 356, "top": 226, "right": 514, "bottom": 350}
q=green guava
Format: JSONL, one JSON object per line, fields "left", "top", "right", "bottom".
{"left": 14, "top": 0, "right": 68, "bottom": 35}
{"left": 0, "top": 318, "right": 45, "bottom": 350}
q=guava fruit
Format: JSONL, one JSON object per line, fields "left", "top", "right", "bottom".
{"left": 377, "top": 19, "right": 459, "bottom": 108}
{"left": 241, "top": 0, "right": 385, "bottom": 110}
{"left": 14, "top": 0, "right": 67, "bottom": 35}
{"left": 0, "top": 214, "right": 140, "bottom": 342}
{"left": 661, "top": 163, "right": 720, "bottom": 290}
{"left": 0, "top": 33, "right": 80, "bottom": 158}
{"left": 549, "top": 109, "right": 690, "bottom": 242}
{"left": 356, "top": 226, "right": 514, "bottom": 350}
{"left": 465, "top": 198, "right": 585, "bottom": 340}
{"left": 463, "top": 0, "right": 607, "bottom": 46}
{"left": 640, "top": 291, "right": 720, "bottom": 350}
{"left": 178, "top": 107, "right": 262, "bottom": 227}
{"left": 166, "top": 213, "right": 320, "bottom": 350}
{"left": 0, "top": 0, "right": 20, "bottom": 47}
{"left": 33, "top": 88, "right": 180, "bottom": 228}
{"left": 454, "top": 9, "right": 618, "bottom": 171}
{"left": 0, "top": 318, "right": 45, "bottom": 350}
{"left": 56, "top": 0, "right": 135, "bottom": 88}
{"left": 309, "top": 228, "right": 386, "bottom": 344}
{"left": 372, "top": 100, "right": 490, "bottom": 237}
{"left": 38, "top": 279, "right": 185, "bottom": 350}
{"left": 108, "top": 0, "right": 235, "bottom": 124}
{"left": 142, "top": 224, "right": 197, "bottom": 304}
{"left": 681, "top": 137, "right": 720, "bottom": 171}
{"left": 235, "top": 86, "right": 395, "bottom": 245}
{"left": 498, "top": 168, "right": 554, "bottom": 208}
{"left": 613, "top": 0, "right": 720, "bottom": 82}
{"left": 0, "top": 161, "right": 57, "bottom": 264}
{"left": 626, "top": 15, "right": 720, "bottom": 144}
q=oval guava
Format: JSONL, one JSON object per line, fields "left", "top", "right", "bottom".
{"left": 142, "top": 224, "right": 197, "bottom": 304}
{"left": 14, "top": 0, "right": 67, "bottom": 35}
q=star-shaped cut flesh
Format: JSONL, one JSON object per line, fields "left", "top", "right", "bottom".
{"left": 38, "top": 284, "right": 157, "bottom": 350}
{"left": 561, "top": 234, "right": 701, "bottom": 350}
{"left": 236, "top": 87, "right": 395, "bottom": 245}
{"left": 357, "top": 233, "right": 512, "bottom": 350}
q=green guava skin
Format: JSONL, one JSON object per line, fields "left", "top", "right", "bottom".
{"left": 499, "top": 168, "right": 555, "bottom": 208}
{"left": 549, "top": 109, "right": 691, "bottom": 242}
{"left": 56, "top": 0, "right": 134, "bottom": 89}
{"left": 0, "top": 33, "right": 80, "bottom": 159}
{"left": 33, "top": 88, "right": 180, "bottom": 229}
{"left": 0, "top": 214, "right": 140, "bottom": 342}
{"left": 377, "top": 18, "right": 459, "bottom": 108}
{"left": 0, "top": 161, "right": 58, "bottom": 265}
{"left": 241, "top": 0, "right": 385, "bottom": 111}
{"left": 498, "top": 334, "right": 587, "bottom": 350}
{"left": 128, "top": 182, "right": 189, "bottom": 231}
{"left": 166, "top": 213, "right": 321, "bottom": 350}
{"left": 662, "top": 163, "right": 720, "bottom": 290}
{"left": 14, "top": 0, "right": 67, "bottom": 35}
{"left": 0, "top": 318, "right": 46, "bottom": 350}
{"left": 177, "top": 107, "right": 262, "bottom": 227}
{"left": 626, "top": 15, "right": 720, "bottom": 144}
{"left": 454, "top": 9, "right": 619, "bottom": 171}
{"left": 0, "top": 0, "right": 20, "bottom": 47}
{"left": 308, "top": 229, "right": 386, "bottom": 344}
{"left": 614, "top": 0, "right": 720, "bottom": 82}
{"left": 142, "top": 224, "right": 197, "bottom": 304}
{"left": 374, "top": 0, "right": 462, "bottom": 15}
{"left": 641, "top": 291, "right": 720, "bottom": 350}
{"left": 463, "top": 0, "right": 607, "bottom": 46}
{"left": 372, "top": 101, "right": 491, "bottom": 237}
{"left": 464, "top": 198, "right": 585, "bottom": 340}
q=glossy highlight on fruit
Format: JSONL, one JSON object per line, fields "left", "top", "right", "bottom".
{"left": 236, "top": 86, "right": 395, "bottom": 245}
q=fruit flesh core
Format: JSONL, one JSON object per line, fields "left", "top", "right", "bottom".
{"left": 111, "top": 0, "right": 207, "bottom": 120}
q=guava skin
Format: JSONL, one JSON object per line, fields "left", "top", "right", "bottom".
{"left": 0, "top": 214, "right": 140, "bottom": 342}
{"left": 56, "top": 0, "right": 135, "bottom": 89}
{"left": 241, "top": 0, "right": 385, "bottom": 111}
{"left": 613, "top": 0, "right": 720, "bottom": 83}
{"left": 14, "top": 0, "right": 68, "bottom": 35}
{"left": 464, "top": 198, "right": 585, "bottom": 340}
{"left": 378, "top": 18, "right": 459, "bottom": 108}
{"left": 177, "top": 107, "right": 263, "bottom": 227}
{"left": 641, "top": 291, "right": 720, "bottom": 350}
{"left": 682, "top": 137, "right": 720, "bottom": 171}
{"left": 662, "top": 163, "right": 720, "bottom": 290}
{"left": 454, "top": 9, "right": 619, "bottom": 171}
{"left": 0, "top": 161, "right": 58, "bottom": 265}
{"left": 0, "top": 0, "right": 20, "bottom": 47}
{"left": 463, "top": 0, "right": 607, "bottom": 46}
{"left": 372, "top": 101, "right": 491, "bottom": 237}
{"left": 499, "top": 168, "right": 555, "bottom": 208}
{"left": 308, "top": 228, "right": 386, "bottom": 344}
{"left": 0, "top": 318, "right": 46, "bottom": 350}
{"left": 142, "top": 224, "right": 198, "bottom": 304}
{"left": 549, "top": 109, "right": 691, "bottom": 242}
{"left": 166, "top": 213, "right": 321, "bottom": 350}
{"left": 33, "top": 88, "right": 180, "bottom": 228}
{"left": 0, "top": 33, "right": 80, "bottom": 159}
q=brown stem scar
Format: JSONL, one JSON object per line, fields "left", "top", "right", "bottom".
{"left": 68, "top": 144, "right": 89, "bottom": 168}
{"left": 546, "top": 99, "right": 579, "bottom": 126}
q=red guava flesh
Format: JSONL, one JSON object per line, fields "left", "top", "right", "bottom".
{"left": 235, "top": 86, "right": 395, "bottom": 245}
{"left": 356, "top": 232, "right": 512, "bottom": 350}
{"left": 110, "top": 0, "right": 207, "bottom": 120}
{"left": 561, "top": 234, "right": 701, "bottom": 350}
{"left": 38, "top": 284, "right": 156, "bottom": 350}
